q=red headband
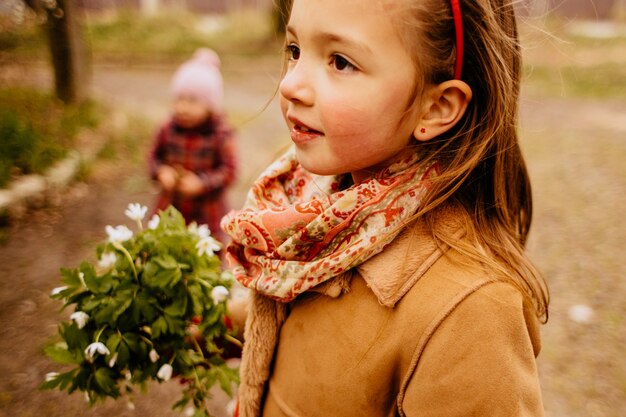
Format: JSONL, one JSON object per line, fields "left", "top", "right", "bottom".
{"left": 450, "top": 0, "right": 464, "bottom": 79}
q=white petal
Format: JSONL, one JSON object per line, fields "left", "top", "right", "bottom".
{"left": 50, "top": 286, "right": 68, "bottom": 296}
{"left": 211, "top": 286, "right": 229, "bottom": 304}
{"left": 196, "top": 236, "right": 222, "bottom": 257}
{"left": 156, "top": 363, "right": 173, "bottom": 381}
{"left": 125, "top": 203, "right": 148, "bottom": 221}
{"left": 70, "top": 311, "right": 89, "bottom": 329}
{"left": 197, "top": 224, "right": 211, "bottom": 239}
{"left": 147, "top": 214, "right": 160, "bottom": 230}
{"left": 108, "top": 352, "right": 118, "bottom": 368}
{"left": 105, "top": 225, "right": 133, "bottom": 243}
{"left": 45, "top": 372, "right": 60, "bottom": 382}
{"left": 98, "top": 252, "right": 117, "bottom": 268}
{"left": 149, "top": 349, "right": 159, "bottom": 363}
{"left": 84, "top": 342, "right": 110, "bottom": 361}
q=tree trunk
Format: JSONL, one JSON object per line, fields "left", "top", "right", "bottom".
{"left": 44, "top": 0, "right": 90, "bottom": 103}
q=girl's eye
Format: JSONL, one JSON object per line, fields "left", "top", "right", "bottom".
{"left": 331, "top": 55, "right": 356, "bottom": 72}
{"left": 286, "top": 44, "right": 300, "bottom": 61}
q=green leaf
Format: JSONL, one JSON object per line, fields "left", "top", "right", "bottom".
{"left": 217, "top": 365, "right": 239, "bottom": 396}
{"left": 94, "top": 367, "right": 118, "bottom": 395}
{"left": 62, "top": 322, "right": 89, "bottom": 352}
{"left": 164, "top": 314, "right": 184, "bottom": 334}
{"left": 116, "top": 341, "right": 130, "bottom": 367}
{"left": 152, "top": 316, "right": 168, "bottom": 338}
{"left": 60, "top": 267, "right": 82, "bottom": 287}
{"left": 154, "top": 254, "right": 179, "bottom": 269}
{"left": 164, "top": 293, "right": 188, "bottom": 317}
{"left": 40, "top": 369, "right": 77, "bottom": 391}
{"left": 45, "top": 342, "right": 79, "bottom": 365}
{"left": 133, "top": 291, "right": 158, "bottom": 322}
{"left": 106, "top": 333, "right": 122, "bottom": 353}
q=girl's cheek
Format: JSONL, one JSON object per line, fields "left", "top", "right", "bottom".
{"left": 323, "top": 99, "right": 373, "bottom": 140}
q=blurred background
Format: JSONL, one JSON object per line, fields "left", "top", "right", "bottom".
{"left": 0, "top": 0, "right": 624, "bottom": 416}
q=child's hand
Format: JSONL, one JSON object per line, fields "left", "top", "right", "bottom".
{"left": 177, "top": 170, "right": 204, "bottom": 197}
{"left": 157, "top": 165, "right": 178, "bottom": 191}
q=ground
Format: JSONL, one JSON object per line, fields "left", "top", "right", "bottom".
{"left": 1, "top": 37, "right": 625, "bottom": 417}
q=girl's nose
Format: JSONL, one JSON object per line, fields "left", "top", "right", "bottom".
{"left": 279, "top": 62, "right": 314, "bottom": 106}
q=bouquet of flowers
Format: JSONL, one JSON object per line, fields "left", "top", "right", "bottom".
{"left": 42, "top": 203, "right": 241, "bottom": 416}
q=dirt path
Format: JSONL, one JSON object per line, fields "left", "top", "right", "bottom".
{"left": 1, "top": 57, "right": 625, "bottom": 417}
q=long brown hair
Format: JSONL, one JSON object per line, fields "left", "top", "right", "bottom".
{"left": 398, "top": 0, "right": 549, "bottom": 321}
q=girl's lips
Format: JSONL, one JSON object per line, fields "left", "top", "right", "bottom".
{"left": 288, "top": 116, "right": 323, "bottom": 144}
{"left": 290, "top": 125, "right": 323, "bottom": 144}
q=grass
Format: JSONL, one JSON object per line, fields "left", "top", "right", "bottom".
{"left": 0, "top": 88, "right": 100, "bottom": 188}
{"left": 520, "top": 18, "right": 626, "bottom": 99}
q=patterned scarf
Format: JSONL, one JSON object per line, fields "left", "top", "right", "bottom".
{"left": 221, "top": 146, "right": 437, "bottom": 302}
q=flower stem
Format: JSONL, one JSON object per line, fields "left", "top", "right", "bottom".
{"left": 95, "top": 325, "right": 108, "bottom": 343}
{"left": 113, "top": 242, "right": 138, "bottom": 281}
{"left": 139, "top": 335, "right": 153, "bottom": 346}
{"left": 223, "top": 334, "right": 243, "bottom": 348}
{"left": 191, "top": 335, "right": 205, "bottom": 360}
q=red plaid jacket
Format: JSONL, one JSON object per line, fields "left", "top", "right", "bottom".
{"left": 148, "top": 114, "right": 237, "bottom": 242}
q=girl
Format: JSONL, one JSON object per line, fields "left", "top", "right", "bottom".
{"left": 149, "top": 48, "right": 237, "bottom": 243}
{"left": 222, "top": 0, "right": 549, "bottom": 415}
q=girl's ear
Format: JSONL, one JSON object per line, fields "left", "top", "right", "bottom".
{"left": 413, "top": 80, "right": 472, "bottom": 141}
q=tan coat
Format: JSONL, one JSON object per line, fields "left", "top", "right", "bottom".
{"left": 237, "top": 213, "right": 545, "bottom": 417}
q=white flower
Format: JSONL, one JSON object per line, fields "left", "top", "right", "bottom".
{"left": 147, "top": 214, "right": 160, "bottom": 230}
{"left": 125, "top": 203, "right": 148, "bottom": 222}
{"left": 156, "top": 363, "right": 173, "bottom": 381}
{"left": 211, "top": 286, "right": 229, "bottom": 305}
{"left": 149, "top": 349, "right": 159, "bottom": 363}
{"left": 84, "top": 342, "right": 110, "bottom": 362}
{"left": 70, "top": 311, "right": 89, "bottom": 329}
{"left": 184, "top": 406, "right": 195, "bottom": 417}
{"left": 98, "top": 252, "right": 117, "bottom": 268}
{"left": 196, "top": 236, "right": 222, "bottom": 257}
{"left": 188, "top": 222, "right": 211, "bottom": 238}
{"left": 45, "top": 372, "right": 59, "bottom": 382}
{"left": 568, "top": 304, "right": 594, "bottom": 323}
{"left": 50, "top": 286, "right": 68, "bottom": 296}
{"left": 127, "top": 400, "right": 135, "bottom": 410}
{"left": 105, "top": 225, "right": 133, "bottom": 243}
{"left": 197, "top": 224, "right": 211, "bottom": 238}
{"left": 108, "top": 352, "right": 118, "bottom": 368}
{"left": 78, "top": 272, "right": 86, "bottom": 287}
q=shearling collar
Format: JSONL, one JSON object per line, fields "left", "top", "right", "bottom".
{"left": 357, "top": 207, "right": 465, "bottom": 307}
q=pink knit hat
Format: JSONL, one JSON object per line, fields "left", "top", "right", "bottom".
{"left": 170, "top": 48, "right": 223, "bottom": 111}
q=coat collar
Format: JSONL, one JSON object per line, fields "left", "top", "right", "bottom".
{"left": 356, "top": 206, "right": 465, "bottom": 307}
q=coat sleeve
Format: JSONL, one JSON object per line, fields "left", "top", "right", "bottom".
{"left": 400, "top": 281, "right": 545, "bottom": 417}
{"left": 148, "top": 124, "right": 169, "bottom": 180}
{"left": 197, "top": 126, "right": 238, "bottom": 193}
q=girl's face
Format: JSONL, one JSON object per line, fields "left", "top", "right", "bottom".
{"left": 173, "top": 95, "right": 212, "bottom": 128}
{"left": 279, "top": 0, "right": 421, "bottom": 183}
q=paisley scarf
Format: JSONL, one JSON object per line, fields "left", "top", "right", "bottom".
{"left": 221, "top": 146, "right": 437, "bottom": 302}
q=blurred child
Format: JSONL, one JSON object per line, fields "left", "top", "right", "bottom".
{"left": 222, "top": 0, "right": 549, "bottom": 415}
{"left": 149, "top": 48, "right": 237, "bottom": 243}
